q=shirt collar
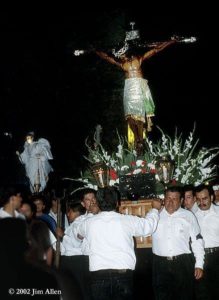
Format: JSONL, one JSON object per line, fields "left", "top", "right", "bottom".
{"left": 163, "top": 207, "right": 182, "bottom": 216}
{"left": 198, "top": 204, "right": 217, "bottom": 216}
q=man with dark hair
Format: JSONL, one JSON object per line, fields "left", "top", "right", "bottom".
{"left": 79, "top": 188, "right": 100, "bottom": 215}
{"left": 58, "top": 202, "right": 90, "bottom": 300}
{"left": 0, "top": 185, "right": 25, "bottom": 219}
{"left": 182, "top": 184, "right": 199, "bottom": 213}
{"left": 194, "top": 184, "right": 219, "bottom": 299}
{"left": 19, "top": 199, "right": 37, "bottom": 223}
{"left": 77, "top": 186, "right": 161, "bottom": 300}
{"left": 152, "top": 186, "right": 204, "bottom": 300}
{"left": 57, "top": 189, "right": 100, "bottom": 300}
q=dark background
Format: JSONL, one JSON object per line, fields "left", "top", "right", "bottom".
{"left": 0, "top": 8, "right": 217, "bottom": 189}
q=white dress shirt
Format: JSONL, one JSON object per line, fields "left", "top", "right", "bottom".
{"left": 191, "top": 201, "right": 199, "bottom": 213}
{"left": 78, "top": 209, "right": 159, "bottom": 271}
{"left": 60, "top": 217, "right": 83, "bottom": 256}
{"left": 152, "top": 207, "right": 204, "bottom": 269}
{"left": 195, "top": 204, "right": 219, "bottom": 248}
{"left": 61, "top": 212, "right": 94, "bottom": 256}
{"left": 49, "top": 230, "right": 56, "bottom": 246}
{"left": 0, "top": 207, "right": 25, "bottom": 220}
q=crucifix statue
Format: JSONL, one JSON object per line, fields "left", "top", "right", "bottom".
{"left": 74, "top": 22, "right": 196, "bottom": 155}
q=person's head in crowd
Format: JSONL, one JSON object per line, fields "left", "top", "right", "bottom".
{"left": 0, "top": 185, "right": 23, "bottom": 211}
{"left": 49, "top": 197, "right": 60, "bottom": 214}
{"left": 32, "top": 195, "right": 46, "bottom": 216}
{"left": 195, "top": 184, "right": 214, "bottom": 211}
{"left": 48, "top": 190, "right": 61, "bottom": 214}
{"left": 19, "top": 200, "right": 37, "bottom": 223}
{"left": 79, "top": 188, "right": 99, "bottom": 214}
{"left": 212, "top": 182, "right": 219, "bottom": 204}
{"left": 26, "top": 219, "right": 53, "bottom": 266}
{"left": 164, "top": 186, "right": 183, "bottom": 214}
{"left": 96, "top": 186, "right": 120, "bottom": 212}
{"left": 183, "top": 184, "right": 196, "bottom": 209}
{"left": 66, "top": 202, "right": 86, "bottom": 223}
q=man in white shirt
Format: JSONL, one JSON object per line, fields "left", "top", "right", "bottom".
{"left": 195, "top": 184, "right": 219, "bottom": 299}
{"left": 152, "top": 186, "right": 204, "bottom": 300}
{"left": 58, "top": 188, "right": 99, "bottom": 300}
{"left": 77, "top": 186, "right": 161, "bottom": 300}
{"left": 182, "top": 184, "right": 199, "bottom": 213}
{"left": 58, "top": 202, "right": 89, "bottom": 299}
{"left": 0, "top": 185, "right": 25, "bottom": 220}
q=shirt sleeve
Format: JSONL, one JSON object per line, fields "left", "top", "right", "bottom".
{"left": 189, "top": 213, "right": 205, "bottom": 269}
{"left": 77, "top": 218, "right": 87, "bottom": 239}
{"left": 49, "top": 230, "right": 57, "bottom": 251}
{"left": 131, "top": 208, "right": 159, "bottom": 237}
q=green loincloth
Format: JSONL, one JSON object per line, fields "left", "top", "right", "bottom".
{"left": 123, "top": 78, "right": 155, "bottom": 122}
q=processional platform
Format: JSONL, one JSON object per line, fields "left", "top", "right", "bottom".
{"left": 119, "top": 199, "right": 153, "bottom": 248}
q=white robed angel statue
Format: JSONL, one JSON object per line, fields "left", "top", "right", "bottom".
{"left": 17, "top": 132, "right": 53, "bottom": 193}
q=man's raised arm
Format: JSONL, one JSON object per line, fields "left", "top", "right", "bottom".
{"left": 142, "top": 39, "right": 177, "bottom": 61}
{"left": 96, "top": 51, "right": 121, "bottom": 67}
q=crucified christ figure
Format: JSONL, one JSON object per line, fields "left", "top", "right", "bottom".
{"left": 74, "top": 22, "right": 196, "bottom": 155}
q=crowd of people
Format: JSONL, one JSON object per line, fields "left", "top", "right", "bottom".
{"left": 0, "top": 182, "right": 219, "bottom": 300}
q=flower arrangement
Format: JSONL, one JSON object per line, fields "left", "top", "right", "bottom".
{"left": 144, "top": 126, "right": 219, "bottom": 186}
{"left": 76, "top": 126, "right": 219, "bottom": 193}
{"left": 82, "top": 134, "right": 157, "bottom": 188}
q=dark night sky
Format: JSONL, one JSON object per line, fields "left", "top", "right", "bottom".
{"left": 0, "top": 8, "right": 218, "bottom": 186}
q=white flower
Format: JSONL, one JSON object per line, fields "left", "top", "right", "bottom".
{"left": 155, "top": 174, "right": 160, "bottom": 181}
{"left": 121, "top": 165, "right": 129, "bottom": 171}
{"left": 136, "top": 160, "right": 144, "bottom": 167}
{"left": 200, "top": 167, "right": 212, "bottom": 177}
{"left": 116, "top": 144, "right": 123, "bottom": 159}
{"left": 133, "top": 169, "right": 142, "bottom": 174}
{"left": 86, "top": 183, "right": 98, "bottom": 190}
{"left": 93, "top": 156, "right": 100, "bottom": 163}
{"left": 148, "top": 163, "right": 155, "bottom": 169}
{"left": 103, "top": 151, "right": 111, "bottom": 161}
{"left": 109, "top": 178, "right": 119, "bottom": 185}
{"left": 132, "top": 150, "right": 137, "bottom": 157}
{"left": 161, "top": 134, "right": 168, "bottom": 145}
{"left": 185, "top": 140, "right": 192, "bottom": 149}
{"left": 109, "top": 179, "right": 116, "bottom": 186}
{"left": 181, "top": 174, "right": 189, "bottom": 184}
{"left": 110, "top": 159, "right": 117, "bottom": 167}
